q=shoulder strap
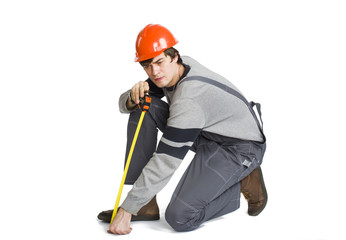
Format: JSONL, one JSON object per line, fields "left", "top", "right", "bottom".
{"left": 180, "top": 76, "right": 265, "bottom": 140}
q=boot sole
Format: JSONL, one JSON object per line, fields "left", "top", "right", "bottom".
{"left": 97, "top": 210, "right": 160, "bottom": 223}
{"left": 131, "top": 214, "right": 160, "bottom": 222}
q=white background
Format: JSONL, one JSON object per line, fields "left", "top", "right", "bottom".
{"left": 1, "top": 0, "right": 345, "bottom": 239}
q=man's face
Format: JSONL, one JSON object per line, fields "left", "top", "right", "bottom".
{"left": 142, "top": 52, "right": 179, "bottom": 88}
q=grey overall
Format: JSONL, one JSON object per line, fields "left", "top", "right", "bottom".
{"left": 123, "top": 77, "right": 266, "bottom": 231}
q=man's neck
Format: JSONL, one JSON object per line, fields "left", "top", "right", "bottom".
{"left": 167, "top": 64, "right": 185, "bottom": 87}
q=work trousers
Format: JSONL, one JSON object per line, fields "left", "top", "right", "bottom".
{"left": 124, "top": 96, "right": 266, "bottom": 232}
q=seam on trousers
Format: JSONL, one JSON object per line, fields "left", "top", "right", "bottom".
{"left": 204, "top": 145, "right": 228, "bottom": 182}
{"left": 183, "top": 188, "right": 241, "bottom": 229}
{"left": 210, "top": 166, "right": 243, "bottom": 201}
{"left": 184, "top": 205, "right": 206, "bottom": 228}
{"left": 129, "top": 120, "right": 139, "bottom": 125}
{"left": 170, "top": 194, "right": 199, "bottom": 226}
{"left": 171, "top": 193, "right": 198, "bottom": 212}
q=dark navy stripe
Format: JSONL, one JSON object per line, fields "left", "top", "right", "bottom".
{"left": 156, "top": 141, "right": 191, "bottom": 160}
{"left": 163, "top": 126, "right": 201, "bottom": 143}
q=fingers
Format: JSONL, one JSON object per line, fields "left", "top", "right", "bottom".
{"left": 107, "top": 227, "right": 132, "bottom": 235}
{"left": 107, "top": 208, "right": 133, "bottom": 235}
{"left": 130, "top": 81, "right": 149, "bottom": 104}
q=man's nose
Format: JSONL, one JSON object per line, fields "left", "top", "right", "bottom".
{"left": 151, "top": 64, "right": 159, "bottom": 76}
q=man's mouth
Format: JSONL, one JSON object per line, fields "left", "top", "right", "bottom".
{"left": 155, "top": 77, "right": 164, "bottom": 82}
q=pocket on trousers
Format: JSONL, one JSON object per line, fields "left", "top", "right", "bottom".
{"left": 205, "top": 145, "right": 243, "bottom": 183}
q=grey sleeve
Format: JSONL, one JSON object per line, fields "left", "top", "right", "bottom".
{"left": 118, "top": 89, "right": 136, "bottom": 114}
{"left": 120, "top": 153, "right": 182, "bottom": 215}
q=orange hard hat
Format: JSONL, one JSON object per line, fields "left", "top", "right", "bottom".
{"left": 134, "top": 24, "right": 178, "bottom": 62}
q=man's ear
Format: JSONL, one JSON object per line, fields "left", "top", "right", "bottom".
{"left": 172, "top": 53, "right": 178, "bottom": 63}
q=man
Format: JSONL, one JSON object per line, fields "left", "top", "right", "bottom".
{"left": 98, "top": 24, "right": 267, "bottom": 235}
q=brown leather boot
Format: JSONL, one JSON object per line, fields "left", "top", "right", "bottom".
{"left": 241, "top": 167, "right": 268, "bottom": 216}
{"left": 97, "top": 196, "right": 160, "bottom": 222}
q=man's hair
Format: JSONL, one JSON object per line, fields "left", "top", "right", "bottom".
{"left": 139, "top": 47, "right": 183, "bottom": 67}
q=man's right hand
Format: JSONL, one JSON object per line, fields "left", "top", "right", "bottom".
{"left": 126, "top": 81, "right": 149, "bottom": 110}
{"left": 107, "top": 208, "right": 132, "bottom": 235}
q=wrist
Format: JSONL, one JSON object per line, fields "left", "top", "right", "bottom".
{"left": 119, "top": 208, "right": 132, "bottom": 218}
{"left": 126, "top": 96, "right": 137, "bottom": 110}
{"left": 128, "top": 91, "right": 136, "bottom": 104}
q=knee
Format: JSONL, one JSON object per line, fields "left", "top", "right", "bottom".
{"left": 165, "top": 203, "right": 201, "bottom": 232}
